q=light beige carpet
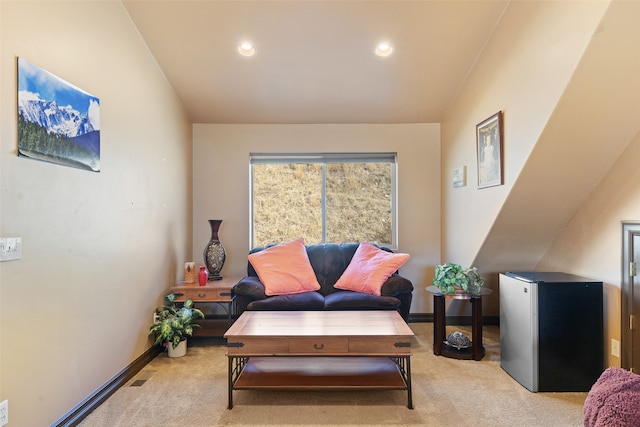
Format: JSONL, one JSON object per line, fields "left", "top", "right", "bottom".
{"left": 79, "top": 322, "right": 587, "bottom": 427}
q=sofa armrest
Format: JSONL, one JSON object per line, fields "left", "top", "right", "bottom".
{"left": 380, "top": 274, "right": 414, "bottom": 297}
{"left": 381, "top": 275, "right": 413, "bottom": 321}
{"left": 233, "top": 276, "right": 267, "bottom": 299}
{"left": 233, "top": 276, "right": 267, "bottom": 316}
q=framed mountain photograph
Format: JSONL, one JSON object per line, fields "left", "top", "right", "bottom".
{"left": 17, "top": 57, "right": 100, "bottom": 172}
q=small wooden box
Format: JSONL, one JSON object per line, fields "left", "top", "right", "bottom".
{"left": 184, "top": 262, "right": 196, "bottom": 284}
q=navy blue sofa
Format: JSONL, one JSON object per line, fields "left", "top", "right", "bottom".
{"left": 232, "top": 243, "right": 413, "bottom": 321}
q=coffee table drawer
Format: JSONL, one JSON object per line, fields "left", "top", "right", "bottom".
{"left": 227, "top": 337, "right": 290, "bottom": 355}
{"left": 289, "top": 337, "right": 349, "bottom": 353}
{"left": 348, "top": 336, "right": 412, "bottom": 354}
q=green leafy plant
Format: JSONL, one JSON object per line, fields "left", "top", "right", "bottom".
{"left": 149, "top": 293, "right": 205, "bottom": 349}
{"left": 432, "top": 263, "right": 485, "bottom": 294}
{"left": 464, "top": 266, "right": 485, "bottom": 294}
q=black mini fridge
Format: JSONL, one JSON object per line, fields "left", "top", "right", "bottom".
{"left": 499, "top": 272, "right": 603, "bottom": 392}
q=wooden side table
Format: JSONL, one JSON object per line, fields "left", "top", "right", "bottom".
{"left": 170, "top": 276, "right": 241, "bottom": 337}
{"left": 426, "top": 285, "right": 492, "bottom": 361}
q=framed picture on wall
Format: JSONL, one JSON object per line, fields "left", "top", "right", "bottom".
{"left": 452, "top": 166, "right": 466, "bottom": 188}
{"left": 17, "top": 57, "right": 101, "bottom": 172}
{"left": 476, "top": 111, "right": 503, "bottom": 189}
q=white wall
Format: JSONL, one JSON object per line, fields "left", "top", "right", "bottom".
{"left": 193, "top": 124, "right": 440, "bottom": 314}
{"left": 0, "top": 2, "right": 192, "bottom": 425}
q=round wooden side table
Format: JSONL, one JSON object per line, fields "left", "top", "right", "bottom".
{"left": 426, "top": 285, "right": 493, "bottom": 361}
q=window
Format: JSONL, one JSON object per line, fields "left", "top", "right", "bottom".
{"left": 250, "top": 153, "right": 397, "bottom": 248}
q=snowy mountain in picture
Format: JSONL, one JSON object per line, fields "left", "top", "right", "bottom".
{"left": 17, "top": 57, "right": 101, "bottom": 171}
{"left": 18, "top": 96, "right": 99, "bottom": 139}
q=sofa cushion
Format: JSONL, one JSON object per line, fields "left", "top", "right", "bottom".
{"left": 248, "top": 237, "right": 321, "bottom": 296}
{"left": 247, "top": 291, "right": 325, "bottom": 311}
{"left": 334, "top": 242, "right": 410, "bottom": 296}
{"left": 324, "top": 291, "right": 401, "bottom": 311}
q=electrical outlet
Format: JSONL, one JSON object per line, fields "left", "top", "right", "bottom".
{"left": 0, "top": 399, "right": 8, "bottom": 427}
{"left": 0, "top": 237, "right": 22, "bottom": 262}
{"left": 612, "top": 339, "right": 620, "bottom": 358}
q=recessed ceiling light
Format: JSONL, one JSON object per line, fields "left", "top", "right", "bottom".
{"left": 375, "top": 42, "right": 393, "bottom": 57}
{"left": 238, "top": 42, "right": 255, "bottom": 57}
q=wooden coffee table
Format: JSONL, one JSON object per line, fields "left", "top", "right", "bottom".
{"left": 224, "top": 310, "right": 414, "bottom": 409}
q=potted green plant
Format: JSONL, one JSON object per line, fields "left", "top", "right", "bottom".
{"left": 149, "top": 293, "right": 205, "bottom": 357}
{"left": 463, "top": 266, "right": 485, "bottom": 294}
{"left": 432, "top": 262, "right": 485, "bottom": 295}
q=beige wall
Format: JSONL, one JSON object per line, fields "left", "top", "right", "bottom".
{"left": 537, "top": 131, "right": 640, "bottom": 367}
{"left": 440, "top": 0, "right": 609, "bottom": 318}
{"left": 192, "top": 124, "right": 441, "bottom": 314}
{"left": 1, "top": 2, "right": 636, "bottom": 424}
{"left": 532, "top": 1, "right": 640, "bottom": 369}
{"left": 443, "top": 0, "right": 613, "bottom": 311}
{"left": 0, "top": 2, "right": 192, "bottom": 425}
{"left": 441, "top": 0, "right": 609, "bottom": 269}
{"left": 441, "top": 0, "right": 640, "bottom": 370}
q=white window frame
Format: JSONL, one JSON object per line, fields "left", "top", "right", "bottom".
{"left": 249, "top": 152, "right": 398, "bottom": 249}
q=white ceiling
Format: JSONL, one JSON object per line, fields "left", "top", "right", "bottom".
{"left": 123, "top": 1, "right": 509, "bottom": 124}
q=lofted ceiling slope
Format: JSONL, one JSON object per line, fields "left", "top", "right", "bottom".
{"left": 123, "top": 1, "right": 638, "bottom": 282}
{"left": 474, "top": 0, "right": 640, "bottom": 275}
{"left": 123, "top": 0, "right": 508, "bottom": 124}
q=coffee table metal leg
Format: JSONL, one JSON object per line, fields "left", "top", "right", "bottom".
{"left": 228, "top": 356, "right": 249, "bottom": 409}
{"left": 393, "top": 356, "right": 413, "bottom": 409}
{"left": 405, "top": 356, "right": 413, "bottom": 409}
{"left": 227, "top": 357, "right": 233, "bottom": 409}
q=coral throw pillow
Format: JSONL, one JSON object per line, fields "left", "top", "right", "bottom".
{"left": 334, "top": 242, "right": 410, "bottom": 296}
{"left": 248, "top": 237, "right": 321, "bottom": 296}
